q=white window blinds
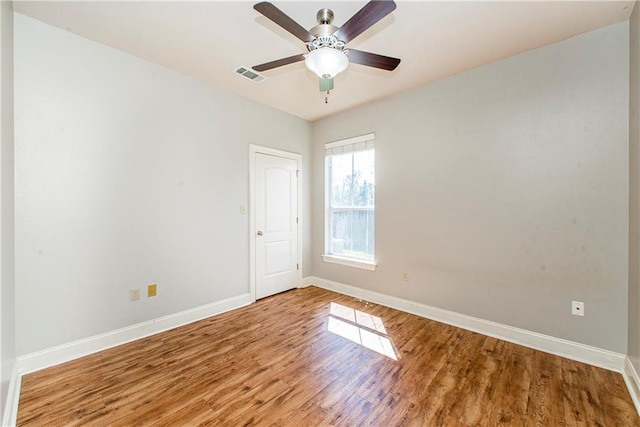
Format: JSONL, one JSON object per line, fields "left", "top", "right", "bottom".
{"left": 325, "top": 133, "right": 375, "bottom": 155}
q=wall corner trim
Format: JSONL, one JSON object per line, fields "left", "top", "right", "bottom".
{"left": 301, "top": 276, "right": 626, "bottom": 373}
{"left": 16, "top": 293, "right": 252, "bottom": 376}
{"left": 2, "top": 363, "right": 21, "bottom": 427}
{"left": 623, "top": 357, "right": 640, "bottom": 416}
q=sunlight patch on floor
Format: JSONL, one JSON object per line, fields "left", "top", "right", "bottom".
{"left": 327, "top": 302, "right": 397, "bottom": 360}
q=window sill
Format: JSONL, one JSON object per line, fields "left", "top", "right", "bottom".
{"left": 322, "top": 255, "right": 377, "bottom": 271}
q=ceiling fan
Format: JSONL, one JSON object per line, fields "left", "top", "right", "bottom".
{"left": 252, "top": 0, "right": 401, "bottom": 94}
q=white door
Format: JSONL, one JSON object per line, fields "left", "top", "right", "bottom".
{"left": 255, "top": 152, "right": 299, "bottom": 299}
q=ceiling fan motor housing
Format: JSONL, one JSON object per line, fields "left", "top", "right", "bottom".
{"left": 308, "top": 8, "right": 343, "bottom": 50}
{"left": 306, "top": 34, "right": 345, "bottom": 52}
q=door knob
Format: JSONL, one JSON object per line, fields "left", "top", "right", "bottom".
{"left": 257, "top": 230, "right": 264, "bottom": 236}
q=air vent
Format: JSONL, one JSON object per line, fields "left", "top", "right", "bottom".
{"left": 234, "top": 66, "right": 267, "bottom": 83}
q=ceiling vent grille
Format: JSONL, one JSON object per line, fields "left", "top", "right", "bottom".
{"left": 234, "top": 66, "right": 267, "bottom": 83}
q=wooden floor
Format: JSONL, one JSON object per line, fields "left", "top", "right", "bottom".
{"left": 17, "top": 286, "right": 640, "bottom": 426}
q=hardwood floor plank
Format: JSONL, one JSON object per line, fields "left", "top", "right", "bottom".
{"left": 361, "top": 391, "right": 417, "bottom": 427}
{"left": 16, "top": 286, "right": 640, "bottom": 426}
{"left": 148, "top": 399, "right": 217, "bottom": 427}
{"left": 561, "top": 358, "right": 608, "bottom": 427}
{"left": 525, "top": 345, "right": 568, "bottom": 426}
{"left": 448, "top": 337, "right": 501, "bottom": 425}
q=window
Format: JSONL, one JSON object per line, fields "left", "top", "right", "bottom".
{"left": 323, "top": 133, "right": 376, "bottom": 271}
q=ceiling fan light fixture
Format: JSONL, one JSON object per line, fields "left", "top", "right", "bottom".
{"left": 304, "top": 47, "right": 349, "bottom": 79}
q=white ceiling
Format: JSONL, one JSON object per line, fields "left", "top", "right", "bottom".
{"left": 13, "top": 1, "right": 635, "bottom": 121}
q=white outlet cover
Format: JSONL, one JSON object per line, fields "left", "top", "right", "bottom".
{"left": 571, "top": 301, "right": 584, "bottom": 316}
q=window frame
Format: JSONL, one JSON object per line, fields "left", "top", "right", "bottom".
{"left": 323, "top": 133, "right": 377, "bottom": 271}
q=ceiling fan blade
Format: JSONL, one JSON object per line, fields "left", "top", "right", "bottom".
{"left": 253, "top": 54, "right": 305, "bottom": 72}
{"left": 254, "top": 2, "right": 315, "bottom": 43}
{"left": 333, "top": 0, "right": 396, "bottom": 44}
{"left": 347, "top": 49, "right": 400, "bottom": 71}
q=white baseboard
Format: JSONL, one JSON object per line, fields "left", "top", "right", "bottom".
{"left": 623, "top": 356, "right": 640, "bottom": 415}
{"left": 302, "top": 276, "right": 626, "bottom": 373}
{"left": 17, "top": 293, "right": 251, "bottom": 375}
{"left": 2, "top": 362, "right": 20, "bottom": 427}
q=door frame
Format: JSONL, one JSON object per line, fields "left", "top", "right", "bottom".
{"left": 249, "top": 144, "right": 302, "bottom": 302}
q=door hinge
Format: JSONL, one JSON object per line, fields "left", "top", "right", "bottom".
{"left": 296, "top": 170, "right": 300, "bottom": 178}
{"left": 297, "top": 263, "right": 299, "bottom": 270}
{"left": 296, "top": 217, "right": 298, "bottom": 224}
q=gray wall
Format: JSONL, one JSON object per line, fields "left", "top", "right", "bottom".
{"left": 630, "top": 0, "right": 640, "bottom": 369}
{"left": 312, "top": 22, "right": 630, "bottom": 353}
{"left": 0, "top": 0, "right": 15, "bottom": 421}
{"left": 10, "top": 6, "right": 635, "bottom": 360}
{"left": 13, "top": 14, "right": 311, "bottom": 355}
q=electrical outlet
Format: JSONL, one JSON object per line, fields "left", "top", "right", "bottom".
{"left": 130, "top": 288, "right": 140, "bottom": 301}
{"left": 148, "top": 283, "right": 157, "bottom": 297}
{"left": 401, "top": 272, "right": 408, "bottom": 281}
{"left": 571, "top": 301, "right": 584, "bottom": 316}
